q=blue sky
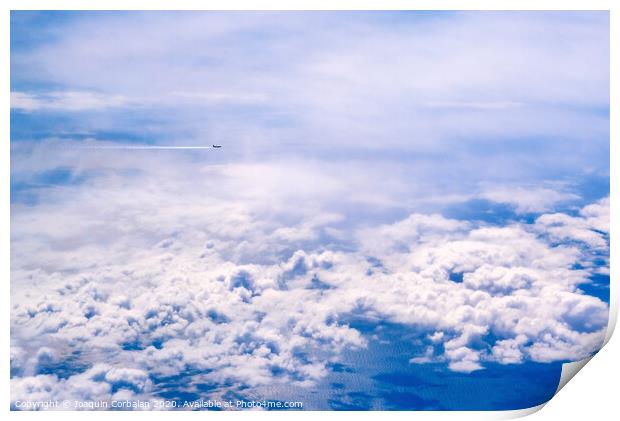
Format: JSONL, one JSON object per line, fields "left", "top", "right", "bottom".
{"left": 10, "top": 11, "right": 610, "bottom": 410}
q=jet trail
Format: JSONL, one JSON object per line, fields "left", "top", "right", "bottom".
{"left": 77, "top": 145, "right": 217, "bottom": 150}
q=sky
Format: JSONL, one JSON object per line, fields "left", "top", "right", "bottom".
{"left": 10, "top": 11, "right": 610, "bottom": 410}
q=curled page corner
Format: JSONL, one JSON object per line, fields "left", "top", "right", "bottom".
{"left": 555, "top": 295, "right": 618, "bottom": 397}
{"left": 604, "top": 283, "right": 618, "bottom": 345}
{"left": 556, "top": 357, "right": 593, "bottom": 395}
{"left": 8, "top": 10, "right": 611, "bottom": 412}
{"left": 497, "top": 403, "right": 547, "bottom": 419}
{"left": 496, "top": 354, "right": 601, "bottom": 420}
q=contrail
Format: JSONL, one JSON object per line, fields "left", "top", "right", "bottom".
{"left": 78, "top": 145, "right": 217, "bottom": 150}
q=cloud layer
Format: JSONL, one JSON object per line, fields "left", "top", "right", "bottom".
{"left": 10, "top": 11, "right": 610, "bottom": 410}
{"left": 11, "top": 12, "right": 609, "bottom": 172}
{"left": 10, "top": 163, "right": 610, "bottom": 406}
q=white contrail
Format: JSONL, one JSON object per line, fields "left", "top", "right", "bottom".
{"left": 78, "top": 145, "right": 217, "bottom": 150}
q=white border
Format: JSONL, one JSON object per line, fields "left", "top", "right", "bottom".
{"left": 2, "top": 1, "right": 616, "bottom": 419}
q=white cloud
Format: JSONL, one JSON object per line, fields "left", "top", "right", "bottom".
{"left": 11, "top": 168, "right": 610, "bottom": 405}
{"left": 491, "top": 335, "right": 528, "bottom": 364}
{"left": 11, "top": 91, "right": 130, "bottom": 112}
{"left": 11, "top": 89, "right": 271, "bottom": 112}
{"left": 535, "top": 197, "right": 609, "bottom": 250}
{"left": 480, "top": 186, "right": 580, "bottom": 213}
{"left": 11, "top": 12, "right": 609, "bottom": 154}
{"left": 445, "top": 347, "right": 483, "bottom": 373}
{"left": 10, "top": 11, "right": 610, "bottom": 408}
{"left": 11, "top": 364, "right": 154, "bottom": 410}
{"left": 424, "top": 101, "right": 524, "bottom": 110}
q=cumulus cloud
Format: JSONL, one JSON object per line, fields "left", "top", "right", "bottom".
{"left": 11, "top": 364, "right": 153, "bottom": 410}
{"left": 10, "top": 10, "right": 610, "bottom": 410}
{"left": 535, "top": 197, "right": 610, "bottom": 249}
{"left": 10, "top": 169, "right": 610, "bottom": 407}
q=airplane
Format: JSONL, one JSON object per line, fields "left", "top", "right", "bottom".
{"left": 212, "top": 144, "right": 222, "bottom": 148}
